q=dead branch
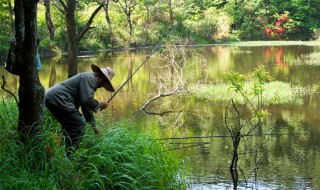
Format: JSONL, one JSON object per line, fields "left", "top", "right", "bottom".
{"left": 141, "top": 43, "right": 207, "bottom": 115}
{"left": 140, "top": 89, "right": 183, "bottom": 111}
{"left": 141, "top": 109, "right": 183, "bottom": 117}
{"left": 53, "top": 0, "right": 66, "bottom": 14}
{"left": 57, "top": 0, "right": 67, "bottom": 11}
{"left": 1, "top": 75, "right": 18, "bottom": 105}
{"left": 77, "top": 2, "right": 105, "bottom": 42}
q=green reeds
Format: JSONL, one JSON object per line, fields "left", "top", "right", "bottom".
{"left": 72, "top": 124, "right": 188, "bottom": 190}
{"left": 195, "top": 81, "right": 318, "bottom": 105}
{"left": 0, "top": 99, "right": 188, "bottom": 189}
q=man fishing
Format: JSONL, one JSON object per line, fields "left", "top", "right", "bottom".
{"left": 45, "top": 64, "right": 115, "bottom": 156}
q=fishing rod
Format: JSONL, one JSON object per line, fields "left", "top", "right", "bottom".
{"left": 107, "top": 2, "right": 201, "bottom": 103}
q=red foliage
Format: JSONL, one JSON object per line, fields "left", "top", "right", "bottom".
{"left": 276, "top": 19, "right": 282, "bottom": 27}
{"left": 263, "top": 13, "right": 289, "bottom": 40}
{"left": 263, "top": 47, "right": 288, "bottom": 69}
{"left": 263, "top": 27, "right": 272, "bottom": 39}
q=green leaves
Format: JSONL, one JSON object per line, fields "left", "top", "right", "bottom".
{"left": 225, "top": 71, "right": 245, "bottom": 93}
{"left": 225, "top": 66, "right": 272, "bottom": 96}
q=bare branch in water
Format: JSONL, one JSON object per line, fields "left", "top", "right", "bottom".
{"left": 140, "top": 42, "right": 207, "bottom": 116}
{"left": 141, "top": 109, "right": 183, "bottom": 116}
{"left": 1, "top": 75, "right": 18, "bottom": 105}
{"left": 140, "top": 89, "right": 183, "bottom": 111}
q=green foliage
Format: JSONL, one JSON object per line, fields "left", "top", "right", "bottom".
{"left": 225, "top": 71, "right": 245, "bottom": 93}
{"left": 185, "top": 8, "right": 219, "bottom": 42}
{"left": 0, "top": 1, "right": 13, "bottom": 60}
{"left": 0, "top": 100, "right": 188, "bottom": 189}
{"left": 239, "top": 19, "right": 265, "bottom": 40}
{"left": 195, "top": 80, "right": 318, "bottom": 106}
{"left": 76, "top": 125, "right": 187, "bottom": 189}
{"left": 226, "top": 66, "right": 272, "bottom": 100}
{"left": 2, "top": 0, "right": 319, "bottom": 56}
{"left": 0, "top": 35, "right": 10, "bottom": 61}
{"left": 224, "top": 67, "right": 273, "bottom": 169}
{"left": 0, "top": 98, "right": 18, "bottom": 127}
{"left": 223, "top": 0, "right": 320, "bottom": 41}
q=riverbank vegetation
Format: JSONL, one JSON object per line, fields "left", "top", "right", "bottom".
{"left": 0, "top": 99, "right": 188, "bottom": 189}
{"left": 0, "top": 0, "right": 319, "bottom": 60}
{"left": 195, "top": 81, "right": 319, "bottom": 105}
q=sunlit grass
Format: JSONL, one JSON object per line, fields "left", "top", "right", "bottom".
{"left": 0, "top": 99, "right": 188, "bottom": 189}
{"left": 195, "top": 81, "right": 319, "bottom": 105}
{"left": 293, "top": 52, "right": 320, "bottom": 66}
{"left": 223, "top": 41, "right": 320, "bottom": 46}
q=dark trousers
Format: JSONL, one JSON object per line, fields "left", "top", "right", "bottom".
{"left": 45, "top": 101, "right": 85, "bottom": 156}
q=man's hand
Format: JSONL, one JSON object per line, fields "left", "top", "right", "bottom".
{"left": 99, "top": 102, "right": 110, "bottom": 111}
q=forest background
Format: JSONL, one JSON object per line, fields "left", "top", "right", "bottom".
{"left": 0, "top": 0, "right": 319, "bottom": 61}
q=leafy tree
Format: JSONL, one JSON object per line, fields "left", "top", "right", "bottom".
{"left": 55, "top": 0, "right": 106, "bottom": 78}
{"left": 103, "top": 0, "right": 112, "bottom": 32}
{"left": 224, "top": 0, "right": 319, "bottom": 40}
{"left": 113, "top": 0, "right": 138, "bottom": 41}
{"left": 43, "top": 0, "right": 55, "bottom": 48}
{"left": 0, "top": 0, "right": 14, "bottom": 59}
{"left": 225, "top": 67, "right": 271, "bottom": 170}
{"left": 0, "top": 0, "right": 14, "bottom": 36}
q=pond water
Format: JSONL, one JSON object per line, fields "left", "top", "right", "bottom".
{"left": 1, "top": 44, "right": 320, "bottom": 189}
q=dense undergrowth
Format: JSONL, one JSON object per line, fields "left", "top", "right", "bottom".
{"left": 0, "top": 99, "right": 188, "bottom": 190}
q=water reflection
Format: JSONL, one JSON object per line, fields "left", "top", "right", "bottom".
{"left": 48, "top": 63, "right": 57, "bottom": 87}
{"left": 1, "top": 45, "right": 320, "bottom": 189}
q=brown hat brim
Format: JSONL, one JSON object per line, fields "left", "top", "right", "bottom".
{"left": 102, "top": 80, "right": 115, "bottom": 92}
{"left": 91, "top": 64, "right": 115, "bottom": 92}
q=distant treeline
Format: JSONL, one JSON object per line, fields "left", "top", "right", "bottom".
{"left": 0, "top": 0, "right": 319, "bottom": 60}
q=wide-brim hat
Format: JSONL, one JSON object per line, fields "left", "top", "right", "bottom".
{"left": 91, "top": 64, "right": 115, "bottom": 92}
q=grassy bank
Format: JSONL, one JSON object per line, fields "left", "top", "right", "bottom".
{"left": 214, "top": 40, "right": 320, "bottom": 46}
{"left": 0, "top": 99, "right": 188, "bottom": 189}
{"left": 195, "top": 81, "right": 319, "bottom": 105}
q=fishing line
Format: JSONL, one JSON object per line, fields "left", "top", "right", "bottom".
{"left": 166, "top": 142, "right": 212, "bottom": 152}
{"left": 156, "top": 132, "right": 320, "bottom": 141}
{"left": 107, "top": 0, "right": 203, "bottom": 103}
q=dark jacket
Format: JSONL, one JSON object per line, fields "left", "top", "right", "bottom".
{"left": 45, "top": 72, "right": 101, "bottom": 124}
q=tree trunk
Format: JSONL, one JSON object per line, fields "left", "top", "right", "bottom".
{"left": 8, "top": 1, "right": 15, "bottom": 34}
{"left": 118, "top": 0, "right": 136, "bottom": 39}
{"left": 168, "top": 0, "right": 173, "bottom": 26}
{"left": 103, "top": 1, "right": 112, "bottom": 32}
{"left": 230, "top": 169, "right": 239, "bottom": 190}
{"left": 15, "top": 0, "right": 45, "bottom": 141}
{"left": 65, "top": 0, "right": 78, "bottom": 78}
{"left": 126, "top": 13, "right": 132, "bottom": 36}
{"left": 43, "top": 0, "right": 55, "bottom": 48}
{"left": 62, "top": 0, "right": 104, "bottom": 78}
{"left": 229, "top": 132, "right": 240, "bottom": 170}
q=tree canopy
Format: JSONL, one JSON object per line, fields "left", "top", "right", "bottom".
{"left": 0, "top": 0, "right": 319, "bottom": 59}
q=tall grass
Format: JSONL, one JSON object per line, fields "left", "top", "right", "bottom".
{"left": 0, "top": 98, "right": 188, "bottom": 189}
